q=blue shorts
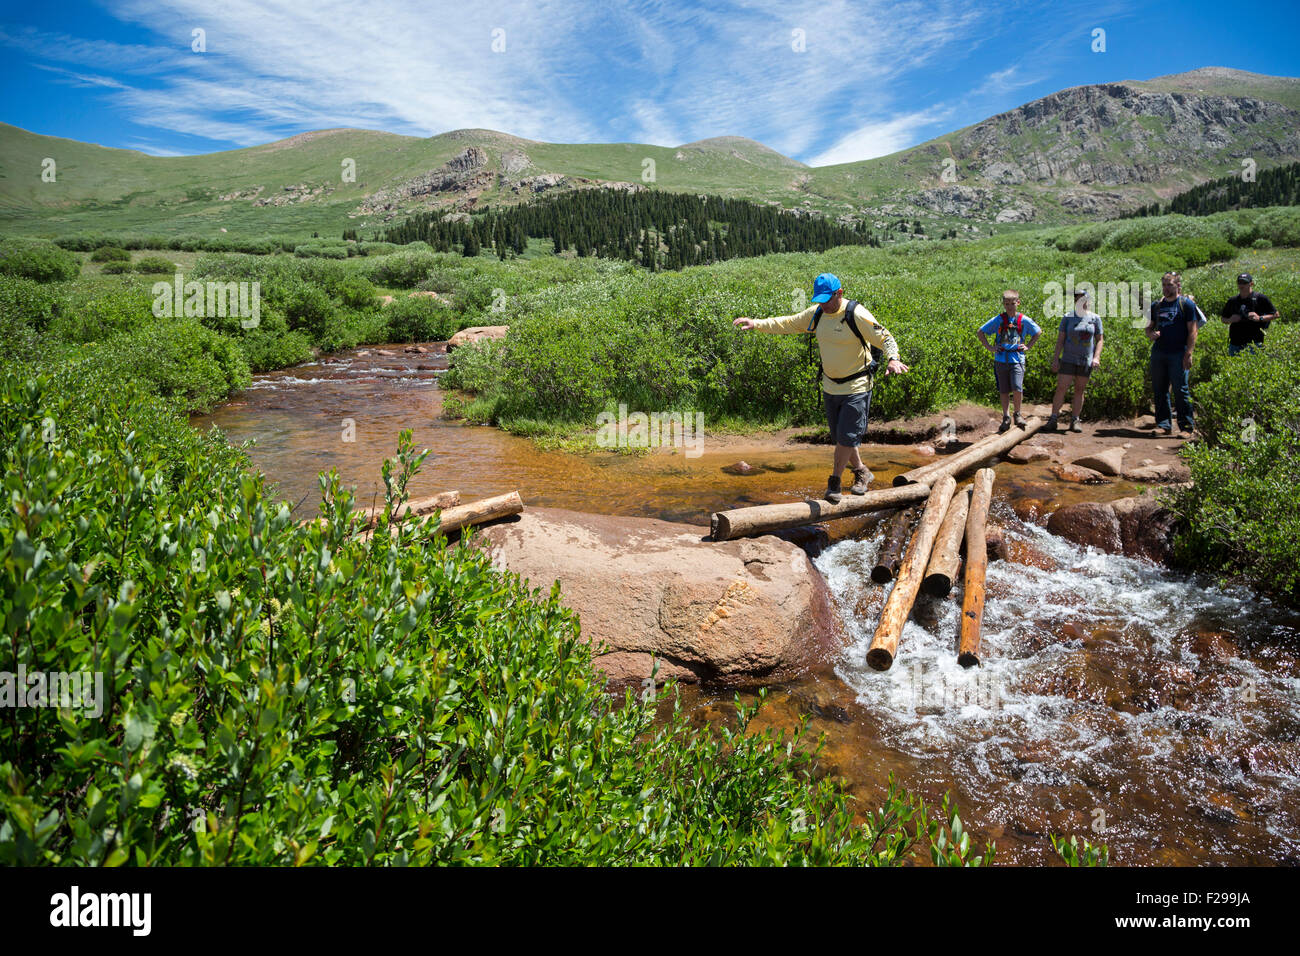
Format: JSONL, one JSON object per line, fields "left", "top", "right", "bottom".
{"left": 824, "top": 390, "right": 872, "bottom": 447}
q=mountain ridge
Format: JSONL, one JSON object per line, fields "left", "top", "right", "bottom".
{"left": 2, "top": 67, "right": 1297, "bottom": 237}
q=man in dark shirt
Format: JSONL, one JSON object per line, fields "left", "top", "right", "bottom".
{"left": 1145, "top": 271, "right": 1199, "bottom": 435}
{"left": 1220, "top": 273, "right": 1279, "bottom": 356}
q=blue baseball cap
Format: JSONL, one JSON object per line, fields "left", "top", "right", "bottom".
{"left": 811, "top": 273, "right": 841, "bottom": 304}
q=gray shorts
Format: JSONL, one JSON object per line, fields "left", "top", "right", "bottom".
{"left": 1058, "top": 359, "right": 1092, "bottom": 378}
{"left": 824, "top": 390, "right": 872, "bottom": 447}
{"left": 994, "top": 361, "right": 1025, "bottom": 394}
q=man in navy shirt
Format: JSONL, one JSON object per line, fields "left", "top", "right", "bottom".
{"left": 1145, "top": 271, "right": 1199, "bottom": 435}
{"left": 1220, "top": 272, "right": 1279, "bottom": 356}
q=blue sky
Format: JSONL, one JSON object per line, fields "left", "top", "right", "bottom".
{"left": 2, "top": 0, "right": 1298, "bottom": 164}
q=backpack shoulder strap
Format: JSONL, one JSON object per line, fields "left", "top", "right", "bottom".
{"left": 808, "top": 304, "right": 823, "bottom": 333}
{"left": 843, "top": 300, "right": 868, "bottom": 349}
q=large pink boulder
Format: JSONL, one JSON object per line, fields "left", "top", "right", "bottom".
{"left": 474, "top": 508, "right": 846, "bottom": 688}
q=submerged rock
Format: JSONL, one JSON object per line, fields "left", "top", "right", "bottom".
{"left": 722, "top": 460, "right": 758, "bottom": 476}
{"left": 475, "top": 507, "right": 846, "bottom": 688}
{"left": 1050, "top": 463, "right": 1110, "bottom": 484}
{"left": 1046, "top": 502, "right": 1122, "bottom": 552}
{"left": 1073, "top": 447, "right": 1127, "bottom": 476}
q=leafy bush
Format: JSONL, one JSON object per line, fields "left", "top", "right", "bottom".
{"left": 89, "top": 246, "right": 131, "bottom": 263}
{"left": 0, "top": 239, "right": 81, "bottom": 283}
{"left": 1127, "top": 236, "right": 1236, "bottom": 272}
{"left": 283, "top": 286, "right": 335, "bottom": 340}
{"left": 0, "top": 372, "right": 1018, "bottom": 865}
{"left": 385, "top": 295, "right": 457, "bottom": 342}
{"left": 335, "top": 275, "right": 377, "bottom": 310}
{"left": 134, "top": 256, "right": 178, "bottom": 275}
{"left": 47, "top": 279, "right": 156, "bottom": 344}
{"left": 363, "top": 250, "right": 438, "bottom": 288}
{"left": 100, "top": 261, "right": 133, "bottom": 275}
{"left": 87, "top": 318, "right": 252, "bottom": 411}
{"left": 294, "top": 242, "right": 349, "bottom": 259}
{"left": 0, "top": 275, "right": 63, "bottom": 335}
{"left": 1171, "top": 323, "right": 1300, "bottom": 602}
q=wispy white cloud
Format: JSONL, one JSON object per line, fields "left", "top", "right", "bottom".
{"left": 4, "top": 0, "right": 1051, "bottom": 163}
{"left": 808, "top": 107, "right": 953, "bottom": 165}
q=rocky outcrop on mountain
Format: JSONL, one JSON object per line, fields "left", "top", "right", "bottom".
{"left": 891, "top": 77, "right": 1300, "bottom": 222}
{"left": 356, "top": 147, "right": 496, "bottom": 215}
{"left": 511, "top": 173, "right": 567, "bottom": 194}
{"left": 499, "top": 149, "right": 532, "bottom": 175}
{"left": 254, "top": 183, "right": 333, "bottom": 206}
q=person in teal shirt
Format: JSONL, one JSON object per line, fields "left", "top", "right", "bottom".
{"left": 977, "top": 290, "right": 1042, "bottom": 432}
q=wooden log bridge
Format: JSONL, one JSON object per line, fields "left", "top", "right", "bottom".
{"left": 894, "top": 418, "right": 1045, "bottom": 486}
{"left": 922, "top": 486, "right": 971, "bottom": 597}
{"left": 958, "top": 469, "right": 996, "bottom": 667}
{"left": 871, "top": 508, "right": 915, "bottom": 584}
{"left": 710, "top": 482, "right": 931, "bottom": 542}
{"left": 866, "top": 475, "right": 957, "bottom": 671}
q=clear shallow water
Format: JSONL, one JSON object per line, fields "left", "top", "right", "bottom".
{"left": 195, "top": 345, "right": 1300, "bottom": 865}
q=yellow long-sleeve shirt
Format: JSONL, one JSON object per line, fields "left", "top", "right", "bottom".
{"left": 752, "top": 301, "right": 900, "bottom": 395}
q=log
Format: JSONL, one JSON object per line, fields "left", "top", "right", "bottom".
{"left": 958, "top": 469, "right": 996, "bottom": 667}
{"left": 710, "top": 482, "right": 931, "bottom": 541}
{"left": 871, "top": 508, "right": 915, "bottom": 584}
{"left": 893, "top": 430, "right": 1005, "bottom": 486}
{"left": 866, "top": 475, "right": 957, "bottom": 671}
{"left": 361, "top": 490, "right": 461, "bottom": 528}
{"left": 435, "top": 491, "right": 524, "bottom": 536}
{"left": 922, "top": 486, "right": 972, "bottom": 597}
{"left": 897, "top": 418, "right": 1044, "bottom": 486}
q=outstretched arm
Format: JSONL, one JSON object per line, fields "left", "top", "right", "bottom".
{"left": 733, "top": 309, "right": 813, "bottom": 334}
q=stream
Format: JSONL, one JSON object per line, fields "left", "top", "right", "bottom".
{"left": 192, "top": 344, "right": 1300, "bottom": 865}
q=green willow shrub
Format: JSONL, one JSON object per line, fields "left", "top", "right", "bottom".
{"left": 47, "top": 279, "right": 156, "bottom": 344}
{"left": 385, "top": 295, "right": 458, "bottom": 342}
{"left": 336, "top": 275, "right": 377, "bottom": 310}
{"left": 134, "top": 256, "right": 178, "bottom": 275}
{"left": 0, "top": 239, "right": 81, "bottom": 283}
{"left": 90, "top": 246, "right": 132, "bottom": 263}
{"left": 283, "top": 286, "right": 335, "bottom": 340}
{"left": 0, "top": 372, "right": 1026, "bottom": 865}
{"left": 88, "top": 318, "right": 251, "bottom": 412}
{"left": 0, "top": 275, "right": 63, "bottom": 336}
{"left": 362, "top": 250, "right": 439, "bottom": 288}
{"left": 100, "top": 261, "right": 132, "bottom": 275}
{"left": 1171, "top": 324, "right": 1300, "bottom": 602}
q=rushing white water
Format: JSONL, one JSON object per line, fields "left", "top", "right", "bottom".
{"left": 815, "top": 509, "right": 1300, "bottom": 862}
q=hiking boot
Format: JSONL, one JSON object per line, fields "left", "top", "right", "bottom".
{"left": 1179, "top": 424, "right": 1196, "bottom": 437}
{"left": 1046, "top": 413, "right": 1059, "bottom": 431}
{"left": 998, "top": 415, "right": 1011, "bottom": 433}
{"left": 850, "top": 466, "right": 872, "bottom": 495}
{"left": 1013, "top": 413, "right": 1028, "bottom": 428}
{"left": 825, "top": 475, "right": 843, "bottom": 504}
{"left": 1070, "top": 417, "right": 1084, "bottom": 433}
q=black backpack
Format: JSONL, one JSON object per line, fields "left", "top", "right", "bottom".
{"left": 807, "top": 298, "right": 883, "bottom": 384}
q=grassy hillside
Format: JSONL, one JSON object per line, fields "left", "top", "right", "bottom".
{"left": 2, "top": 68, "right": 1298, "bottom": 240}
